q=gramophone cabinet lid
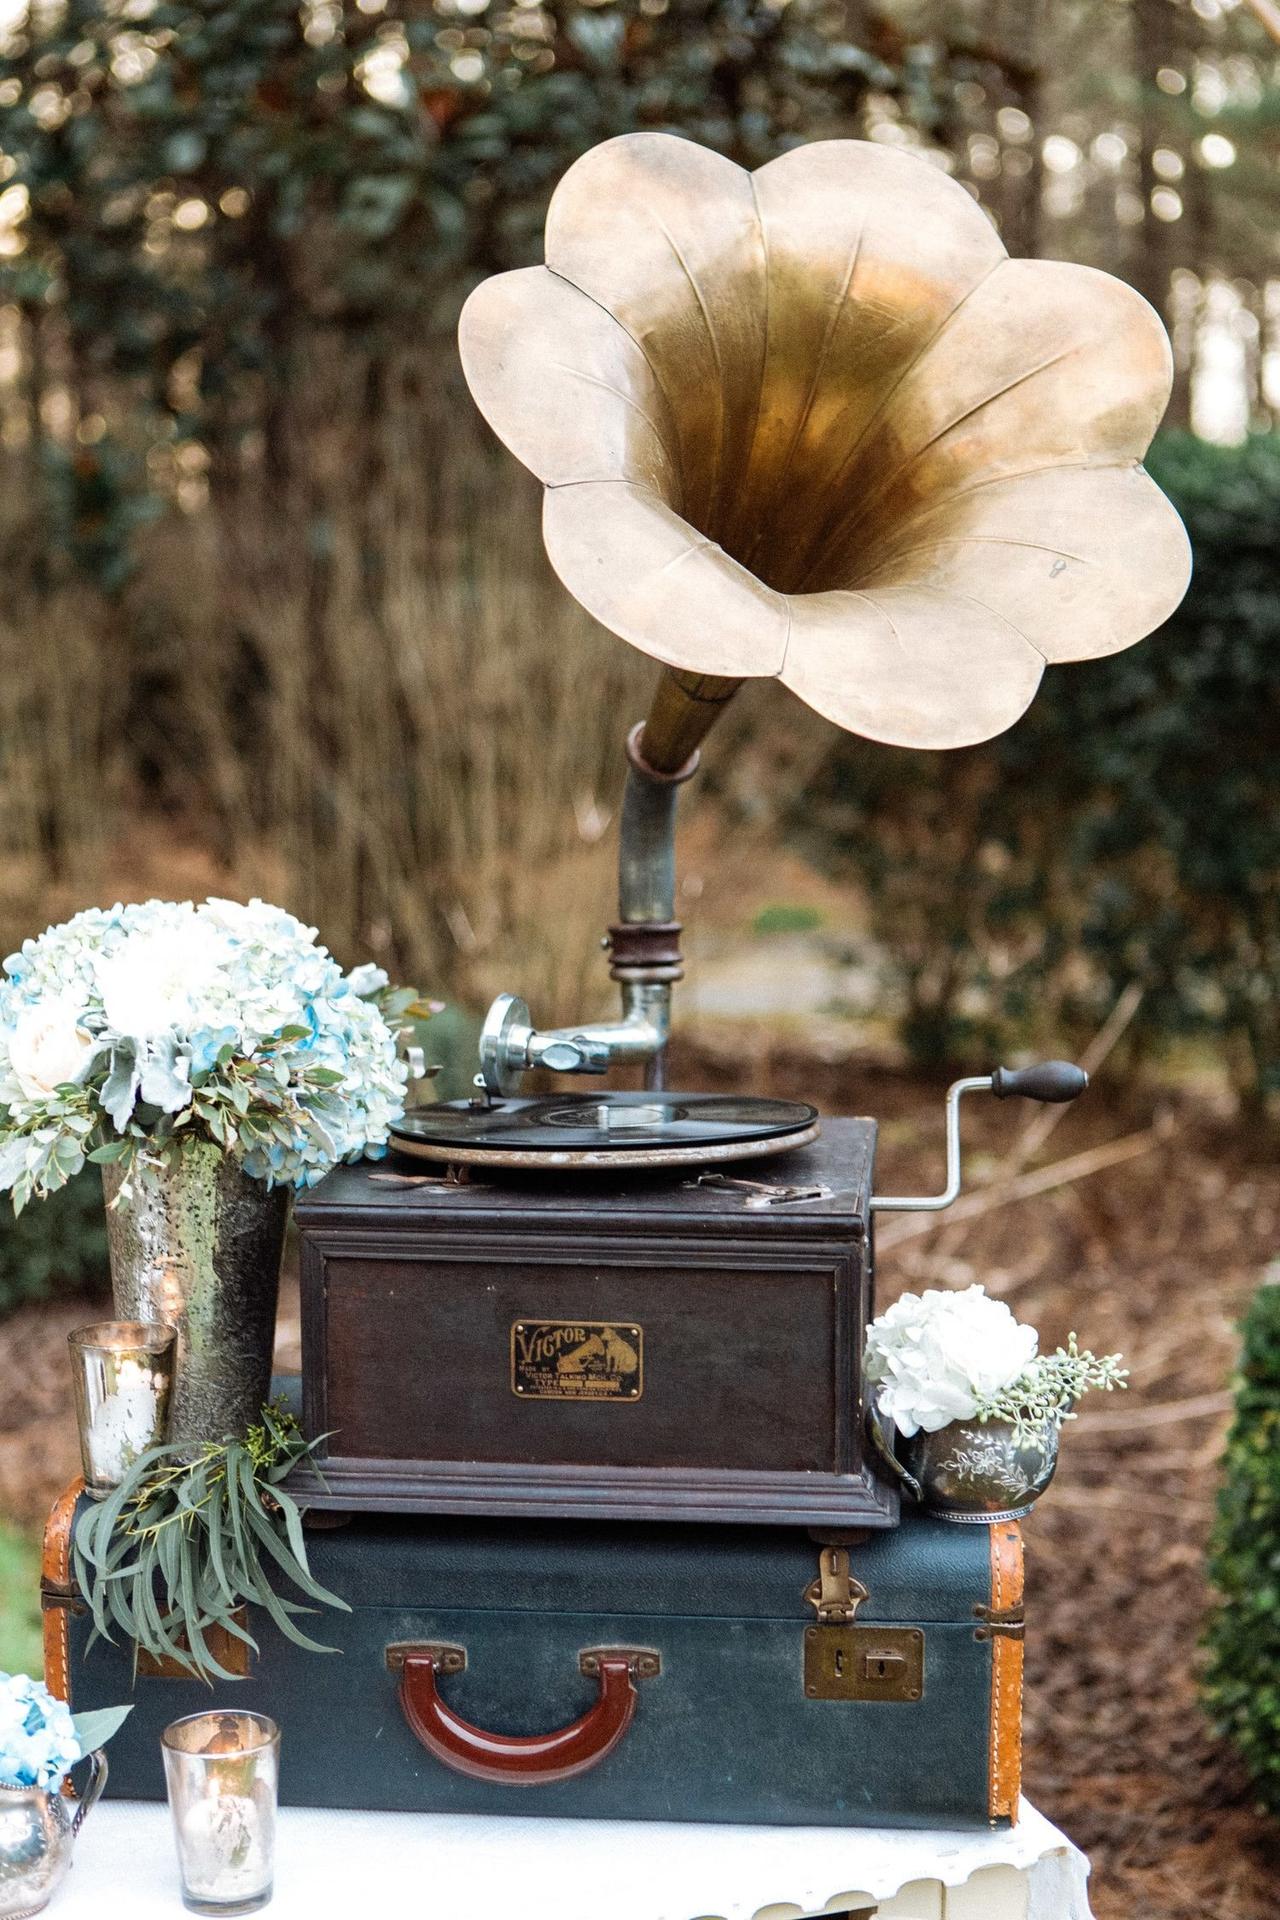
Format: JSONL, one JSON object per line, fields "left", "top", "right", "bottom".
{"left": 296, "top": 1116, "right": 876, "bottom": 1238}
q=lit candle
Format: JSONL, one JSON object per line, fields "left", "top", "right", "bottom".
{"left": 67, "top": 1321, "right": 176, "bottom": 1498}
{"left": 162, "top": 1712, "right": 280, "bottom": 1916}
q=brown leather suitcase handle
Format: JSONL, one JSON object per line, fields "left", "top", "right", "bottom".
{"left": 388, "top": 1644, "right": 659, "bottom": 1786}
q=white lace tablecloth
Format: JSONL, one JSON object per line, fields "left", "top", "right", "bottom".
{"left": 54, "top": 1798, "right": 1093, "bottom": 1919}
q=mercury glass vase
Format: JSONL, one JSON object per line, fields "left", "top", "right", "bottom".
{"left": 162, "top": 1712, "right": 279, "bottom": 1916}
{"left": 0, "top": 1753, "right": 107, "bottom": 1920}
{"left": 102, "top": 1141, "right": 290, "bottom": 1449}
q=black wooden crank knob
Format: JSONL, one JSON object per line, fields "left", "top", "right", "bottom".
{"left": 990, "top": 1061, "right": 1089, "bottom": 1103}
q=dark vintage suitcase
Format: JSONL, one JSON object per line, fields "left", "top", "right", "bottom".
{"left": 44, "top": 1482, "right": 1024, "bottom": 1831}
{"left": 290, "top": 1118, "right": 894, "bottom": 1530}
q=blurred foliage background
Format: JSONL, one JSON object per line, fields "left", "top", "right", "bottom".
{"left": 0, "top": 0, "right": 1274, "bottom": 1106}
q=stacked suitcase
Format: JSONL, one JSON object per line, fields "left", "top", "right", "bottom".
{"left": 43, "top": 1118, "right": 1026, "bottom": 1830}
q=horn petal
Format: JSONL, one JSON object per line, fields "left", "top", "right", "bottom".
{"left": 856, "top": 464, "right": 1192, "bottom": 664}
{"left": 458, "top": 133, "right": 1191, "bottom": 750}
{"left": 780, "top": 587, "right": 1044, "bottom": 750}
{"left": 542, "top": 481, "right": 789, "bottom": 680}
{"left": 545, "top": 132, "right": 767, "bottom": 541}
{"left": 807, "top": 258, "right": 1177, "bottom": 589}
{"left": 732, "top": 139, "right": 1006, "bottom": 576}
{"left": 457, "top": 266, "right": 681, "bottom": 498}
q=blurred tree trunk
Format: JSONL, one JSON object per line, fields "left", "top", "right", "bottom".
{"left": 1131, "top": 0, "right": 1177, "bottom": 328}
{"left": 997, "top": 0, "right": 1044, "bottom": 259}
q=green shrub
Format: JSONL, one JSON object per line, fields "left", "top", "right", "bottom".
{"left": 0, "top": 0, "right": 924, "bottom": 591}
{"left": 1203, "top": 1272, "right": 1280, "bottom": 1812}
{"left": 0, "top": 1166, "right": 110, "bottom": 1318}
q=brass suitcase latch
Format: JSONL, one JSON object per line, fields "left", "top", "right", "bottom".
{"left": 803, "top": 1547, "right": 924, "bottom": 1704}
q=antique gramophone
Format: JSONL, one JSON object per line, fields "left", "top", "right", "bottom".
{"left": 292, "top": 134, "right": 1190, "bottom": 1526}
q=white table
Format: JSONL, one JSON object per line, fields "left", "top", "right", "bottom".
{"left": 56, "top": 1799, "right": 1093, "bottom": 1919}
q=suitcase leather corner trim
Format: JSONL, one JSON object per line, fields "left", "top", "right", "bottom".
{"left": 986, "top": 1520, "right": 1025, "bottom": 1824}
{"left": 44, "top": 1481, "right": 1024, "bottom": 1832}
{"left": 41, "top": 1475, "right": 82, "bottom": 1704}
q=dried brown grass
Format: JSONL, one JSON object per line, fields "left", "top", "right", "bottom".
{"left": 0, "top": 339, "right": 667, "bottom": 1014}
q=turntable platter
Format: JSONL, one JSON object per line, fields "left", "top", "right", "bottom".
{"left": 390, "top": 1092, "right": 820, "bottom": 1169}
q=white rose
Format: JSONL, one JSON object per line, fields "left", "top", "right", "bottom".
{"left": 6, "top": 996, "right": 97, "bottom": 1102}
{"left": 865, "top": 1285, "right": 1039, "bottom": 1437}
{"left": 94, "top": 919, "right": 231, "bottom": 1042}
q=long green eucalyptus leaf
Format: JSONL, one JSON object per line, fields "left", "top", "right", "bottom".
{"left": 178, "top": 1541, "right": 216, "bottom": 1680}
{"left": 273, "top": 1487, "right": 351, "bottom": 1610}
{"left": 242, "top": 1486, "right": 349, "bottom": 1612}
{"left": 224, "top": 1452, "right": 249, "bottom": 1573}
{"left": 205, "top": 1480, "right": 236, "bottom": 1608}
{"left": 248, "top": 1562, "right": 338, "bottom": 1656}
{"left": 72, "top": 1402, "right": 348, "bottom": 1685}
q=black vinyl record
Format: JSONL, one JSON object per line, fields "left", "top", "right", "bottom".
{"left": 390, "top": 1091, "right": 820, "bottom": 1167}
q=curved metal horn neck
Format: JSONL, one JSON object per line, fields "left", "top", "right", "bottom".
{"left": 604, "top": 671, "right": 740, "bottom": 1086}
{"left": 635, "top": 669, "right": 743, "bottom": 777}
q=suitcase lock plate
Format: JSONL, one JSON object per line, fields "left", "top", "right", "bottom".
{"left": 803, "top": 1548, "right": 924, "bottom": 1704}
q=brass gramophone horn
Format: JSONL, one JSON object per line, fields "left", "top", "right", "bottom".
{"left": 458, "top": 133, "right": 1191, "bottom": 1089}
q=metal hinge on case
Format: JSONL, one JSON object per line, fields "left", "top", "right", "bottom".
{"left": 973, "top": 1602, "right": 1026, "bottom": 1642}
{"left": 803, "top": 1546, "right": 924, "bottom": 1704}
{"left": 39, "top": 1585, "right": 86, "bottom": 1618}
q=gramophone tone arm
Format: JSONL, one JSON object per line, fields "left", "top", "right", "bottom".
{"left": 869, "top": 1062, "right": 1088, "bottom": 1214}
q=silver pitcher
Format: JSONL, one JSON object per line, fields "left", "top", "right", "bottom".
{"left": 103, "top": 1140, "right": 290, "bottom": 1449}
{"left": 867, "top": 1393, "right": 1059, "bottom": 1522}
{"left": 0, "top": 1752, "right": 107, "bottom": 1919}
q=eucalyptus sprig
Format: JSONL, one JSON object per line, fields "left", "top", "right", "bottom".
{"left": 973, "top": 1335, "right": 1128, "bottom": 1444}
{"left": 72, "top": 1402, "right": 349, "bottom": 1684}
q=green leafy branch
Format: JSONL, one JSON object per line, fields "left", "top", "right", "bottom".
{"left": 72, "top": 1402, "right": 349, "bottom": 1684}
{"left": 973, "top": 1336, "right": 1128, "bottom": 1444}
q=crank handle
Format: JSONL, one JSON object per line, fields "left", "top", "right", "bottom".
{"left": 990, "top": 1061, "right": 1087, "bottom": 1103}
{"left": 870, "top": 1060, "right": 1088, "bottom": 1215}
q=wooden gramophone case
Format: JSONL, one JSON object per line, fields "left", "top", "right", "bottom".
{"left": 292, "top": 1119, "right": 895, "bottom": 1529}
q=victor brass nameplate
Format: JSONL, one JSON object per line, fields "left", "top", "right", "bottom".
{"left": 511, "top": 1319, "right": 643, "bottom": 1402}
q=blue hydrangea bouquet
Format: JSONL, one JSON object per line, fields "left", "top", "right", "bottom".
{"left": 0, "top": 897, "right": 433, "bottom": 1209}
{"left": 0, "top": 1671, "right": 129, "bottom": 1791}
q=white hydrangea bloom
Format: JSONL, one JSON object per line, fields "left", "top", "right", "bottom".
{"left": 864, "top": 1285, "right": 1040, "bottom": 1437}
{"left": 94, "top": 912, "right": 233, "bottom": 1041}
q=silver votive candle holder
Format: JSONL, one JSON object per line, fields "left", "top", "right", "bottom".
{"left": 67, "top": 1319, "right": 176, "bottom": 1498}
{"left": 162, "top": 1711, "right": 280, "bottom": 1916}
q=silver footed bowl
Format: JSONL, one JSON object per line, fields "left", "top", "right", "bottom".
{"left": 867, "top": 1393, "right": 1059, "bottom": 1523}
{"left": 0, "top": 1752, "right": 107, "bottom": 1919}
